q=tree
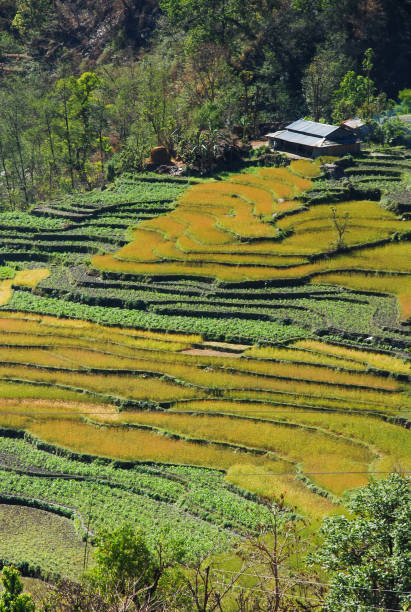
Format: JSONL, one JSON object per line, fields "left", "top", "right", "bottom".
{"left": 183, "top": 555, "right": 247, "bottom": 612}
{"left": 0, "top": 566, "right": 36, "bottom": 612}
{"left": 87, "top": 524, "right": 157, "bottom": 604}
{"left": 54, "top": 72, "right": 107, "bottom": 188}
{"left": 159, "top": 0, "right": 248, "bottom": 52}
{"left": 241, "top": 495, "right": 321, "bottom": 612}
{"left": 330, "top": 206, "right": 350, "bottom": 250}
{"left": 54, "top": 77, "right": 76, "bottom": 190}
{"left": 312, "top": 474, "right": 411, "bottom": 611}
{"left": 12, "top": 0, "right": 51, "bottom": 38}
{"left": 85, "top": 524, "right": 187, "bottom": 610}
{"left": 332, "top": 48, "right": 387, "bottom": 122}
{"left": 398, "top": 88, "right": 411, "bottom": 113}
{"left": 302, "top": 45, "right": 345, "bottom": 122}
{"left": 69, "top": 72, "right": 103, "bottom": 186}
{"left": 137, "top": 55, "right": 182, "bottom": 153}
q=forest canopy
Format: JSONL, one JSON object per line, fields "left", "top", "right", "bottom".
{"left": 0, "top": 0, "right": 409, "bottom": 207}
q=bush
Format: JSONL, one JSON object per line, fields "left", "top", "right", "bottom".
{"left": 312, "top": 475, "right": 411, "bottom": 612}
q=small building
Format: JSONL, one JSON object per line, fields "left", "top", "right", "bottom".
{"left": 266, "top": 119, "right": 360, "bottom": 158}
{"left": 340, "top": 117, "right": 368, "bottom": 139}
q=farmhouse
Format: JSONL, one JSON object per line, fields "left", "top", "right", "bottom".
{"left": 266, "top": 119, "right": 360, "bottom": 158}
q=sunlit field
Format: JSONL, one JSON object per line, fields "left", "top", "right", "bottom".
{"left": 0, "top": 155, "right": 409, "bottom": 585}
{"left": 91, "top": 160, "right": 410, "bottom": 327}
{"left": 0, "top": 309, "right": 408, "bottom": 522}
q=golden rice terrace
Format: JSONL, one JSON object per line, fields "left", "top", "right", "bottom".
{"left": 0, "top": 150, "right": 409, "bottom": 578}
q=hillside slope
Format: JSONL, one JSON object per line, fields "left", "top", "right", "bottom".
{"left": 1, "top": 0, "right": 160, "bottom": 63}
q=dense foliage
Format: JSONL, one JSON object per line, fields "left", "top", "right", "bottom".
{"left": 313, "top": 474, "right": 411, "bottom": 611}
{"left": 0, "top": 566, "right": 35, "bottom": 612}
{"left": 0, "top": 1, "right": 410, "bottom": 207}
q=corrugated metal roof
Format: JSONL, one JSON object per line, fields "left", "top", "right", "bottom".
{"left": 268, "top": 130, "right": 348, "bottom": 148}
{"left": 341, "top": 118, "right": 364, "bottom": 130}
{"left": 286, "top": 119, "right": 339, "bottom": 138}
{"left": 269, "top": 130, "right": 323, "bottom": 147}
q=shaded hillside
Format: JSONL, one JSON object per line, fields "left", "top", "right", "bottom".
{"left": 1, "top": 0, "right": 160, "bottom": 63}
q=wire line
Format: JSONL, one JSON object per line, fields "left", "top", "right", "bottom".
{"left": 213, "top": 569, "right": 411, "bottom": 595}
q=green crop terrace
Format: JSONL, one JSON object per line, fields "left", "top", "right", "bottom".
{"left": 0, "top": 150, "right": 409, "bottom": 580}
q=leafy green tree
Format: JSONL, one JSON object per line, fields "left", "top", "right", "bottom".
{"left": 54, "top": 72, "right": 106, "bottom": 188}
{"left": 69, "top": 72, "right": 102, "bottom": 186}
{"left": 313, "top": 474, "right": 411, "bottom": 612}
{"left": 54, "top": 76, "right": 76, "bottom": 190}
{"left": 86, "top": 524, "right": 187, "bottom": 609}
{"left": 398, "top": 89, "right": 411, "bottom": 113}
{"left": 332, "top": 70, "right": 373, "bottom": 121}
{"left": 88, "top": 524, "right": 156, "bottom": 597}
{"left": 0, "top": 76, "right": 35, "bottom": 207}
{"left": 12, "top": 0, "right": 50, "bottom": 37}
{"left": 333, "top": 48, "right": 387, "bottom": 122}
{"left": 302, "top": 43, "right": 346, "bottom": 122}
{"left": 0, "top": 566, "right": 35, "bottom": 612}
{"left": 159, "top": 0, "right": 246, "bottom": 51}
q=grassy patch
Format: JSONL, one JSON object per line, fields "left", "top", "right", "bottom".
{"left": 0, "top": 504, "right": 86, "bottom": 579}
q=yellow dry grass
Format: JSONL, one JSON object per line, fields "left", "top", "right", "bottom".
{"left": 258, "top": 167, "right": 313, "bottom": 194}
{"left": 12, "top": 269, "right": 50, "bottom": 289}
{"left": 223, "top": 388, "right": 406, "bottom": 413}
{"left": 276, "top": 201, "right": 410, "bottom": 254}
{"left": 81, "top": 160, "right": 409, "bottom": 282}
{"left": 115, "top": 229, "right": 164, "bottom": 262}
{"left": 95, "top": 232, "right": 408, "bottom": 283}
{"left": 0, "top": 364, "right": 203, "bottom": 402}
{"left": 168, "top": 232, "right": 409, "bottom": 283}
{"left": 0, "top": 315, "right": 406, "bottom": 419}
{"left": 222, "top": 357, "right": 398, "bottom": 391}
{"left": 276, "top": 201, "right": 303, "bottom": 214}
{"left": 91, "top": 168, "right": 311, "bottom": 280}
{"left": 92, "top": 254, "right": 312, "bottom": 281}
{"left": 0, "top": 391, "right": 337, "bottom": 517}
{"left": 156, "top": 241, "right": 305, "bottom": 266}
{"left": 21, "top": 416, "right": 289, "bottom": 472}
{"left": 175, "top": 401, "right": 410, "bottom": 476}
{"left": 179, "top": 210, "right": 234, "bottom": 245}
{"left": 244, "top": 345, "right": 368, "bottom": 371}
{"left": 175, "top": 232, "right": 286, "bottom": 255}
{"left": 0, "top": 280, "right": 12, "bottom": 306}
{"left": 0, "top": 380, "right": 101, "bottom": 403}
{"left": 274, "top": 410, "right": 411, "bottom": 474}
{"left": 182, "top": 182, "right": 274, "bottom": 212}
{"left": 0, "top": 330, "right": 406, "bottom": 413}
{"left": 228, "top": 174, "right": 293, "bottom": 208}
{"left": 289, "top": 160, "right": 322, "bottom": 179}
{"left": 314, "top": 241, "right": 411, "bottom": 273}
{"left": 20, "top": 415, "right": 340, "bottom": 517}
{"left": 143, "top": 215, "right": 187, "bottom": 240}
{"left": 0, "top": 314, "right": 195, "bottom": 351}
{"left": 82, "top": 345, "right": 400, "bottom": 398}
{"left": 294, "top": 340, "right": 411, "bottom": 376}
{"left": 0, "top": 303, "right": 408, "bottom": 516}
{"left": 0, "top": 398, "right": 116, "bottom": 421}
{"left": 3, "top": 342, "right": 396, "bottom": 394}
{"left": 106, "top": 411, "right": 373, "bottom": 495}
{"left": 226, "top": 465, "right": 336, "bottom": 518}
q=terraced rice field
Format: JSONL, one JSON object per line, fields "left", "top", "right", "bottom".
{"left": 92, "top": 164, "right": 411, "bottom": 290}
{"left": 0, "top": 311, "right": 408, "bottom": 520}
{"left": 0, "top": 153, "right": 409, "bottom": 580}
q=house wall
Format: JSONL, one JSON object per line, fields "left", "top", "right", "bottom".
{"left": 269, "top": 138, "right": 360, "bottom": 158}
{"left": 269, "top": 138, "right": 314, "bottom": 156}
{"left": 311, "top": 142, "right": 361, "bottom": 158}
